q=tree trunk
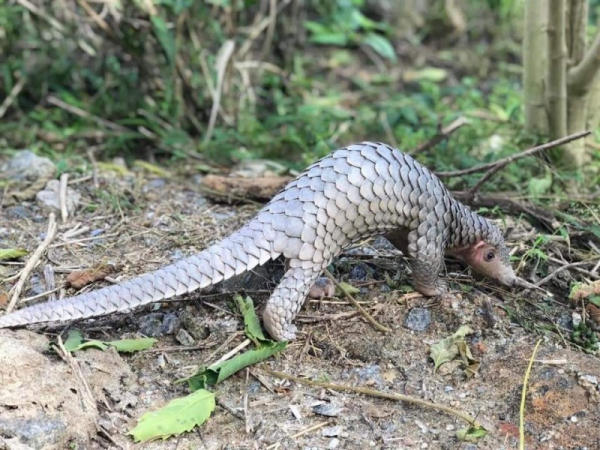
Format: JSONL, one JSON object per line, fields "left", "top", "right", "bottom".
{"left": 523, "top": 0, "right": 549, "bottom": 134}
{"left": 546, "top": 0, "right": 567, "bottom": 140}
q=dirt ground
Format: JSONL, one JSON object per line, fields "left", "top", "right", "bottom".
{"left": 0, "top": 156, "right": 599, "bottom": 450}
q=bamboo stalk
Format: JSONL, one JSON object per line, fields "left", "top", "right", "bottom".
{"left": 546, "top": 0, "right": 568, "bottom": 139}
{"left": 523, "top": 0, "right": 549, "bottom": 134}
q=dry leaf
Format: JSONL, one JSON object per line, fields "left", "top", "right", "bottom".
{"left": 570, "top": 280, "right": 600, "bottom": 301}
{"left": 0, "top": 291, "right": 8, "bottom": 308}
{"left": 67, "top": 265, "right": 117, "bottom": 289}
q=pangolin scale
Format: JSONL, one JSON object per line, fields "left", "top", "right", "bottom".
{"left": 0, "top": 142, "right": 517, "bottom": 341}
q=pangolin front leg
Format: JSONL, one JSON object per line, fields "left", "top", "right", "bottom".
{"left": 407, "top": 229, "right": 448, "bottom": 296}
{"left": 262, "top": 259, "right": 325, "bottom": 341}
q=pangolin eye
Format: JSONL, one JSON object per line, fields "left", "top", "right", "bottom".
{"left": 484, "top": 251, "right": 495, "bottom": 261}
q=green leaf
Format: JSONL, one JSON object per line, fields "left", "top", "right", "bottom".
{"left": 335, "top": 281, "right": 360, "bottom": 296}
{"left": 456, "top": 426, "right": 487, "bottom": 442}
{"left": 0, "top": 248, "right": 28, "bottom": 261}
{"left": 589, "top": 296, "right": 600, "bottom": 307}
{"left": 429, "top": 326, "right": 474, "bottom": 371}
{"left": 183, "top": 341, "right": 287, "bottom": 391}
{"left": 62, "top": 330, "right": 156, "bottom": 353}
{"left": 128, "top": 389, "right": 216, "bottom": 443}
{"left": 403, "top": 68, "right": 448, "bottom": 83}
{"left": 363, "top": 33, "right": 397, "bottom": 62}
{"left": 151, "top": 16, "right": 176, "bottom": 67}
{"left": 63, "top": 330, "right": 108, "bottom": 352}
{"left": 109, "top": 337, "right": 157, "bottom": 353}
{"left": 527, "top": 176, "right": 552, "bottom": 197}
{"left": 133, "top": 161, "right": 170, "bottom": 177}
{"left": 234, "top": 295, "right": 268, "bottom": 344}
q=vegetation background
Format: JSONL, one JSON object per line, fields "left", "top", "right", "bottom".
{"left": 1, "top": 0, "right": 598, "bottom": 191}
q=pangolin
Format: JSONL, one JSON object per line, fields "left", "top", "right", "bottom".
{"left": 0, "top": 142, "right": 518, "bottom": 341}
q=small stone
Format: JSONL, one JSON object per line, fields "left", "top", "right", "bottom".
{"left": 139, "top": 313, "right": 164, "bottom": 337}
{"left": 570, "top": 415, "right": 578, "bottom": 423}
{"left": 371, "top": 236, "right": 397, "bottom": 251}
{"left": 444, "top": 386, "right": 454, "bottom": 392}
{"left": 176, "top": 329, "right": 195, "bottom": 346}
{"left": 5, "top": 206, "right": 34, "bottom": 220}
{"left": 312, "top": 403, "right": 342, "bottom": 417}
{"left": 143, "top": 179, "right": 166, "bottom": 193}
{"left": 349, "top": 263, "right": 369, "bottom": 281}
{"left": 572, "top": 312, "right": 583, "bottom": 327}
{"left": 36, "top": 179, "right": 81, "bottom": 213}
{"left": 446, "top": 424, "right": 455, "bottom": 431}
{"left": 404, "top": 308, "right": 431, "bottom": 331}
{"left": 329, "top": 438, "right": 340, "bottom": 449}
{"left": 161, "top": 313, "right": 181, "bottom": 335}
{"left": 580, "top": 375, "right": 598, "bottom": 385}
{"left": 2, "top": 150, "right": 55, "bottom": 181}
{"left": 322, "top": 426, "right": 342, "bottom": 437}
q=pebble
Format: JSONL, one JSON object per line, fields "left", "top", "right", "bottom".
{"left": 143, "top": 179, "right": 166, "bottom": 193}
{"left": 322, "top": 426, "right": 342, "bottom": 437}
{"left": 329, "top": 438, "right": 340, "bottom": 449}
{"left": 349, "top": 263, "right": 369, "bottom": 281}
{"left": 580, "top": 375, "right": 598, "bottom": 385}
{"left": 36, "top": 179, "right": 81, "bottom": 213}
{"left": 176, "top": 329, "right": 195, "bottom": 346}
{"left": 352, "top": 365, "right": 383, "bottom": 387}
{"left": 161, "top": 313, "right": 181, "bottom": 335}
{"left": 404, "top": 308, "right": 431, "bottom": 331}
{"left": 312, "top": 403, "right": 342, "bottom": 417}
{"left": 2, "top": 150, "right": 55, "bottom": 181}
{"left": 139, "top": 313, "right": 165, "bottom": 337}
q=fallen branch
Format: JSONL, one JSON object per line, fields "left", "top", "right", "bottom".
{"left": 262, "top": 367, "right": 482, "bottom": 428}
{"left": 436, "top": 131, "right": 591, "bottom": 179}
{"left": 6, "top": 213, "right": 58, "bottom": 313}
{"left": 410, "top": 116, "right": 470, "bottom": 156}
{"left": 451, "top": 191, "right": 559, "bottom": 230}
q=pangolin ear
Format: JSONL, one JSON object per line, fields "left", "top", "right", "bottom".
{"left": 473, "top": 240, "right": 487, "bottom": 251}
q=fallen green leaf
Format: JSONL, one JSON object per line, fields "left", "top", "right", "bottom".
{"left": 62, "top": 330, "right": 108, "bottom": 352}
{"left": 0, "top": 249, "right": 28, "bottom": 261}
{"left": 128, "top": 389, "right": 215, "bottom": 442}
{"left": 456, "top": 426, "right": 487, "bottom": 442}
{"left": 183, "top": 341, "right": 287, "bottom": 391}
{"left": 234, "top": 294, "right": 268, "bottom": 344}
{"left": 335, "top": 281, "right": 360, "bottom": 296}
{"left": 429, "top": 326, "right": 474, "bottom": 371}
{"left": 134, "top": 160, "right": 170, "bottom": 177}
{"left": 590, "top": 296, "right": 600, "bottom": 307}
{"left": 110, "top": 337, "right": 157, "bottom": 353}
{"left": 62, "top": 330, "right": 156, "bottom": 353}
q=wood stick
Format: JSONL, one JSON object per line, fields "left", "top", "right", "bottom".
{"left": 6, "top": 213, "right": 58, "bottom": 313}
{"left": 436, "top": 131, "right": 591, "bottom": 178}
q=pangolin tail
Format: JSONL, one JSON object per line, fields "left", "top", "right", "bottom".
{"left": 0, "top": 221, "right": 277, "bottom": 328}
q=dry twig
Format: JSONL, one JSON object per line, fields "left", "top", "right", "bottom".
{"left": 436, "top": 131, "right": 591, "bottom": 180}
{"left": 411, "top": 116, "right": 470, "bottom": 156}
{"left": 6, "top": 213, "right": 58, "bottom": 313}
{"left": 262, "top": 367, "right": 482, "bottom": 427}
{"left": 59, "top": 173, "right": 69, "bottom": 222}
{"left": 203, "top": 40, "right": 235, "bottom": 144}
